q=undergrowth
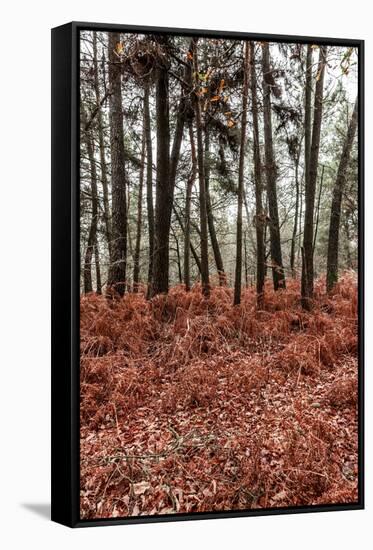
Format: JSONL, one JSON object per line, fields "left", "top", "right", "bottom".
{"left": 80, "top": 273, "right": 359, "bottom": 518}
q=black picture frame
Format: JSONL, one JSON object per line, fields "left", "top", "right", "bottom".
{"left": 51, "top": 21, "right": 365, "bottom": 528}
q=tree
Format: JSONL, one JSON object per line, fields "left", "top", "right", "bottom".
{"left": 250, "top": 41, "right": 266, "bottom": 307}
{"left": 78, "top": 33, "right": 358, "bottom": 304}
{"left": 261, "top": 42, "right": 286, "bottom": 290}
{"left": 301, "top": 46, "right": 327, "bottom": 309}
{"left": 192, "top": 38, "right": 210, "bottom": 297}
{"left": 184, "top": 122, "right": 197, "bottom": 291}
{"left": 150, "top": 39, "right": 193, "bottom": 297}
{"left": 234, "top": 41, "right": 250, "bottom": 306}
{"left": 133, "top": 113, "right": 146, "bottom": 291}
{"left": 150, "top": 43, "right": 171, "bottom": 297}
{"left": 93, "top": 31, "right": 112, "bottom": 262}
{"left": 327, "top": 98, "right": 358, "bottom": 292}
{"left": 82, "top": 112, "right": 100, "bottom": 294}
{"left": 289, "top": 144, "right": 301, "bottom": 278}
{"left": 144, "top": 83, "right": 155, "bottom": 296}
{"left": 107, "top": 32, "right": 128, "bottom": 297}
{"left": 205, "top": 128, "right": 226, "bottom": 285}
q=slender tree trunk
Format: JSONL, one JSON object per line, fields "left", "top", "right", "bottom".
{"left": 184, "top": 122, "right": 197, "bottom": 290}
{"left": 327, "top": 98, "right": 358, "bottom": 292}
{"left": 290, "top": 151, "right": 301, "bottom": 278}
{"left": 144, "top": 84, "right": 155, "bottom": 297}
{"left": 304, "top": 45, "right": 313, "bottom": 193}
{"left": 205, "top": 128, "right": 225, "bottom": 285}
{"left": 93, "top": 32, "right": 112, "bottom": 262}
{"left": 298, "top": 173, "right": 304, "bottom": 267}
{"left": 261, "top": 42, "right": 286, "bottom": 290}
{"left": 234, "top": 41, "right": 250, "bottom": 305}
{"left": 250, "top": 42, "right": 266, "bottom": 307}
{"left": 300, "top": 44, "right": 312, "bottom": 286}
{"left": 192, "top": 38, "right": 210, "bottom": 297}
{"left": 133, "top": 116, "right": 146, "bottom": 291}
{"left": 301, "top": 46, "right": 327, "bottom": 309}
{"left": 82, "top": 108, "right": 100, "bottom": 294}
{"left": 172, "top": 229, "right": 183, "bottom": 284}
{"left": 150, "top": 41, "right": 192, "bottom": 297}
{"left": 343, "top": 215, "right": 353, "bottom": 269}
{"left": 313, "top": 164, "right": 325, "bottom": 254}
{"left": 151, "top": 53, "right": 171, "bottom": 296}
{"left": 173, "top": 205, "right": 202, "bottom": 276}
{"left": 244, "top": 232, "right": 249, "bottom": 288}
{"left": 107, "top": 32, "right": 128, "bottom": 297}
{"left": 94, "top": 241, "right": 102, "bottom": 294}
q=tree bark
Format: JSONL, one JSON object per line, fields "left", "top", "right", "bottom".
{"left": 250, "top": 42, "right": 266, "bottom": 307}
{"left": 151, "top": 53, "right": 171, "bottom": 296}
{"left": 205, "top": 128, "right": 226, "bottom": 285}
{"left": 304, "top": 45, "right": 313, "bottom": 194}
{"left": 290, "top": 150, "right": 301, "bottom": 278}
{"left": 93, "top": 31, "right": 112, "bottom": 262}
{"left": 327, "top": 98, "right": 358, "bottom": 292}
{"left": 133, "top": 114, "right": 146, "bottom": 291}
{"left": 313, "top": 164, "right": 325, "bottom": 254}
{"left": 94, "top": 241, "right": 102, "bottom": 294}
{"left": 184, "top": 122, "right": 197, "bottom": 290}
{"left": 82, "top": 110, "right": 100, "bottom": 295}
{"left": 172, "top": 228, "right": 183, "bottom": 284}
{"left": 261, "top": 42, "right": 286, "bottom": 290}
{"left": 192, "top": 38, "right": 210, "bottom": 297}
{"left": 107, "top": 32, "right": 128, "bottom": 297}
{"left": 301, "top": 46, "right": 327, "bottom": 309}
{"left": 150, "top": 40, "right": 192, "bottom": 297}
{"left": 144, "top": 83, "right": 155, "bottom": 297}
{"left": 234, "top": 41, "right": 250, "bottom": 306}
{"left": 173, "top": 204, "right": 202, "bottom": 276}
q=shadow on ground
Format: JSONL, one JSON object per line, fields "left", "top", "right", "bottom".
{"left": 21, "top": 503, "right": 50, "bottom": 520}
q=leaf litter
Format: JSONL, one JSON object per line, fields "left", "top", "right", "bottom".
{"left": 80, "top": 273, "right": 359, "bottom": 518}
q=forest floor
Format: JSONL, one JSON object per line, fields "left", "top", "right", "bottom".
{"left": 80, "top": 273, "right": 359, "bottom": 519}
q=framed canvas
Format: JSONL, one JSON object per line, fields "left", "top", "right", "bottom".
{"left": 51, "top": 21, "right": 364, "bottom": 527}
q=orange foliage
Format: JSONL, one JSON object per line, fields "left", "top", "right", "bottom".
{"left": 80, "top": 273, "right": 359, "bottom": 519}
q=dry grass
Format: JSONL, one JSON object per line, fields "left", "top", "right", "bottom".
{"left": 80, "top": 273, "right": 359, "bottom": 519}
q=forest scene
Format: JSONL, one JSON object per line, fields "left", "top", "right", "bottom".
{"left": 79, "top": 30, "right": 359, "bottom": 519}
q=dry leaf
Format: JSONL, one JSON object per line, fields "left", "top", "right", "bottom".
{"left": 133, "top": 481, "right": 151, "bottom": 495}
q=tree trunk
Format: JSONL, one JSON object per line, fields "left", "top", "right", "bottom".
{"left": 250, "top": 41, "right": 266, "bottom": 307}
{"left": 343, "top": 214, "right": 353, "bottom": 269}
{"left": 234, "top": 41, "right": 250, "bottom": 306}
{"left": 144, "top": 83, "right": 155, "bottom": 297}
{"left": 261, "top": 42, "right": 286, "bottom": 290}
{"left": 173, "top": 204, "right": 202, "bottom": 276}
{"left": 94, "top": 241, "right": 102, "bottom": 294}
{"left": 82, "top": 108, "right": 99, "bottom": 295}
{"left": 107, "top": 32, "right": 128, "bottom": 297}
{"left": 290, "top": 151, "right": 301, "bottom": 278}
{"left": 244, "top": 232, "right": 249, "bottom": 288}
{"left": 192, "top": 38, "right": 210, "bottom": 297}
{"left": 297, "top": 173, "right": 304, "bottom": 268}
{"left": 301, "top": 46, "right": 327, "bottom": 309}
{"left": 133, "top": 115, "right": 146, "bottom": 291}
{"left": 313, "top": 164, "right": 325, "bottom": 254}
{"left": 93, "top": 31, "right": 112, "bottom": 262}
{"left": 172, "top": 228, "right": 183, "bottom": 284}
{"left": 151, "top": 54, "right": 171, "bottom": 296}
{"left": 327, "top": 98, "right": 358, "bottom": 292}
{"left": 205, "top": 128, "right": 226, "bottom": 285}
{"left": 184, "top": 122, "right": 197, "bottom": 290}
{"left": 150, "top": 40, "right": 192, "bottom": 297}
{"left": 304, "top": 45, "right": 312, "bottom": 194}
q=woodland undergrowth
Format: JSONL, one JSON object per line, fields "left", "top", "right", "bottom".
{"left": 80, "top": 273, "right": 358, "bottom": 518}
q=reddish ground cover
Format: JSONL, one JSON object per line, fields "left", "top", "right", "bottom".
{"left": 80, "top": 274, "right": 359, "bottom": 519}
